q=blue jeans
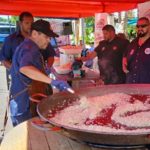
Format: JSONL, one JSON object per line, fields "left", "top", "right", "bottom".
{"left": 11, "top": 110, "right": 32, "bottom": 126}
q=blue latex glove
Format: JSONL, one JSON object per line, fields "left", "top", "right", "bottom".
{"left": 51, "top": 79, "right": 71, "bottom": 91}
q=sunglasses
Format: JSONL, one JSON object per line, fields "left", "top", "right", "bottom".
{"left": 136, "top": 24, "right": 149, "bottom": 28}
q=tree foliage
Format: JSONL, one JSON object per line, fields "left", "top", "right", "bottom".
{"left": 10, "top": 16, "right": 18, "bottom": 25}
{"left": 84, "top": 17, "right": 95, "bottom": 44}
{"left": 0, "top": 17, "right": 7, "bottom": 23}
{"left": 126, "top": 24, "right": 136, "bottom": 41}
{"left": 0, "top": 16, "right": 18, "bottom": 25}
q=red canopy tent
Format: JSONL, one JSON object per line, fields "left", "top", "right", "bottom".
{"left": 0, "top": 0, "right": 149, "bottom": 18}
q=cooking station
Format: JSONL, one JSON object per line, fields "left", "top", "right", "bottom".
{"left": 51, "top": 66, "right": 100, "bottom": 89}
{"left": 0, "top": 117, "right": 99, "bottom": 150}
{"left": 36, "top": 84, "right": 150, "bottom": 148}
{"left": 0, "top": 117, "right": 149, "bottom": 150}
{"left": 52, "top": 45, "right": 100, "bottom": 89}
{"left": 1, "top": 84, "right": 150, "bottom": 150}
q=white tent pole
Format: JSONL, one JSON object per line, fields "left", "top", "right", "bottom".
{"left": 80, "top": 18, "right": 85, "bottom": 48}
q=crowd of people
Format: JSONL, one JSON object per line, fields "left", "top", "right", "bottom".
{"left": 0, "top": 11, "right": 150, "bottom": 127}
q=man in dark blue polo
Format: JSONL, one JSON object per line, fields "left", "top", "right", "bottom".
{"left": 0, "top": 12, "right": 33, "bottom": 69}
{"left": 10, "top": 20, "right": 71, "bottom": 126}
{"left": 122, "top": 17, "right": 150, "bottom": 83}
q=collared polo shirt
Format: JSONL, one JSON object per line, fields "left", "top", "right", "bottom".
{"left": 126, "top": 37, "right": 150, "bottom": 83}
{"left": 10, "top": 38, "right": 43, "bottom": 116}
{"left": 95, "top": 37, "right": 129, "bottom": 84}
{"left": 0, "top": 31, "right": 24, "bottom": 61}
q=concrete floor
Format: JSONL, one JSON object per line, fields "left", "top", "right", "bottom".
{"left": 0, "top": 66, "right": 13, "bottom": 142}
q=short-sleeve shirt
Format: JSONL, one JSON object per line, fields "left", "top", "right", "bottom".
{"left": 10, "top": 38, "right": 43, "bottom": 115}
{"left": 126, "top": 37, "right": 150, "bottom": 83}
{"left": 0, "top": 31, "right": 24, "bottom": 61}
{"left": 95, "top": 37, "right": 129, "bottom": 84}
{"left": 0, "top": 31, "right": 55, "bottom": 63}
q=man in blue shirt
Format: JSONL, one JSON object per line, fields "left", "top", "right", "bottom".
{"left": 0, "top": 12, "right": 34, "bottom": 69}
{"left": 0, "top": 12, "right": 34, "bottom": 90}
{"left": 10, "top": 19, "right": 71, "bottom": 126}
{"left": 0, "top": 12, "right": 57, "bottom": 89}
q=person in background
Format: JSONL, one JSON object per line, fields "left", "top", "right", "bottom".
{"left": 10, "top": 20, "right": 71, "bottom": 126}
{"left": 84, "top": 42, "right": 94, "bottom": 68}
{"left": 117, "top": 33, "right": 130, "bottom": 72}
{"left": 78, "top": 25, "right": 129, "bottom": 84}
{"left": 117, "top": 33, "right": 127, "bottom": 40}
{"left": 0, "top": 12, "right": 33, "bottom": 89}
{"left": 122, "top": 17, "right": 150, "bottom": 83}
{"left": 0, "top": 11, "right": 33, "bottom": 70}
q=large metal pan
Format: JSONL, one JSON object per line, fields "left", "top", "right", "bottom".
{"left": 37, "top": 84, "right": 150, "bottom": 147}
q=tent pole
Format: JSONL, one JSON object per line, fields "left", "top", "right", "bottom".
{"left": 81, "top": 18, "right": 85, "bottom": 48}
{"left": 79, "top": 18, "right": 85, "bottom": 49}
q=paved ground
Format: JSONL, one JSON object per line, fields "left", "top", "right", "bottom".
{"left": 0, "top": 66, "right": 13, "bottom": 142}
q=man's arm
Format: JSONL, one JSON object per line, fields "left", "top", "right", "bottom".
{"left": 20, "top": 66, "right": 72, "bottom": 92}
{"left": 20, "top": 66, "right": 52, "bottom": 84}
{"left": 81, "top": 51, "right": 97, "bottom": 61}
{"left": 80, "top": 42, "right": 101, "bottom": 62}
{"left": 122, "top": 57, "right": 129, "bottom": 74}
{"left": 1, "top": 60, "right": 11, "bottom": 69}
{"left": 0, "top": 36, "right": 13, "bottom": 69}
{"left": 122, "top": 39, "right": 130, "bottom": 74}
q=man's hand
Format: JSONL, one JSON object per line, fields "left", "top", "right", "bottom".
{"left": 72, "top": 59, "right": 83, "bottom": 70}
{"left": 51, "top": 79, "right": 71, "bottom": 91}
{"left": 122, "top": 57, "right": 129, "bottom": 73}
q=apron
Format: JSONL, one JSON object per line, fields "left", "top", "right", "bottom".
{"left": 10, "top": 54, "right": 53, "bottom": 117}
{"left": 28, "top": 55, "right": 53, "bottom": 116}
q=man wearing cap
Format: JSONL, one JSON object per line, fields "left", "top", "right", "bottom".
{"left": 0, "top": 12, "right": 58, "bottom": 89}
{"left": 10, "top": 19, "right": 71, "bottom": 126}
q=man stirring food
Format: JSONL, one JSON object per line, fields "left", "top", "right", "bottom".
{"left": 10, "top": 20, "right": 71, "bottom": 126}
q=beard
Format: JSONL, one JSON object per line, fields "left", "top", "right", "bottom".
{"left": 137, "top": 31, "right": 147, "bottom": 37}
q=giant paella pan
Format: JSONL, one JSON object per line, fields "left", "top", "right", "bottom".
{"left": 36, "top": 84, "right": 150, "bottom": 148}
